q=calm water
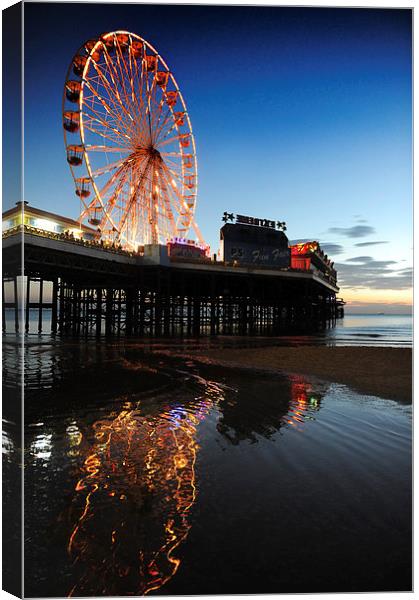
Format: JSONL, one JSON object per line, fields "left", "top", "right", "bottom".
{"left": 327, "top": 313, "right": 412, "bottom": 347}
{"left": 3, "top": 335, "right": 412, "bottom": 596}
{"left": 4, "top": 310, "right": 412, "bottom": 347}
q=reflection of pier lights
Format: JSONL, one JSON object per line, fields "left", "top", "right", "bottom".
{"left": 216, "top": 375, "right": 323, "bottom": 445}
{"left": 67, "top": 390, "right": 216, "bottom": 597}
{"left": 287, "top": 375, "right": 322, "bottom": 428}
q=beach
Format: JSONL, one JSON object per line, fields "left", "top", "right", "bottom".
{"left": 10, "top": 336, "right": 412, "bottom": 595}
{"left": 188, "top": 346, "right": 412, "bottom": 403}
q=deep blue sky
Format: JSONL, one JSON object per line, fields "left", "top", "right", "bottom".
{"left": 20, "top": 4, "right": 412, "bottom": 308}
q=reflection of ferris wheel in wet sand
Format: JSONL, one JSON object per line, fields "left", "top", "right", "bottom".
{"left": 63, "top": 30, "right": 204, "bottom": 249}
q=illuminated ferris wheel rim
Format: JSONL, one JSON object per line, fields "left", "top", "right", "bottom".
{"left": 62, "top": 30, "right": 202, "bottom": 249}
{"left": 79, "top": 30, "right": 198, "bottom": 237}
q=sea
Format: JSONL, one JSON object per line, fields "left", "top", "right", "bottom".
{"left": 3, "top": 309, "right": 414, "bottom": 347}
{"left": 2, "top": 312, "right": 412, "bottom": 596}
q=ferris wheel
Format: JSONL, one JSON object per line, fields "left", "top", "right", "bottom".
{"left": 63, "top": 31, "right": 203, "bottom": 249}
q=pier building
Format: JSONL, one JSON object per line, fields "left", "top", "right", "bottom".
{"left": 2, "top": 203, "right": 344, "bottom": 336}
{"left": 2, "top": 201, "right": 96, "bottom": 240}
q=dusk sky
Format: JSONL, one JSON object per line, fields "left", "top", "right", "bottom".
{"left": 19, "top": 3, "right": 412, "bottom": 312}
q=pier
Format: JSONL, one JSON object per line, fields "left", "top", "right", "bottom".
{"left": 3, "top": 225, "right": 344, "bottom": 337}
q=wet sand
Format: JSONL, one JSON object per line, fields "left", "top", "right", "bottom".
{"left": 188, "top": 346, "right": 412, "bottom": 403}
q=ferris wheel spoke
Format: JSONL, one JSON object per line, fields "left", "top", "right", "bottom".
{"left": 83, "top": 80, "right": 116, "bottom": 117}
{"left": 127, "top": 40, "right": 139, "bottom": 109}
{"left": 161, "top": 154, "right": 183, "bottom": 170}
{"left": 118, "top": 158, "right": 153, "bottom": 233}
{"left": 94, "top": 164, "right": 130, "bottom": 208}
{"left": 114, "top": 41, "right": 146, "bottom": 132}
{"left": 154, "top": 111, "right": 178, "bottom": 146}
{"left": 129, "top": 76, "right": 149, "bottom": 143}
{"left": 103, "top": 171, "right": 131, "bottom": 218}
{"left": 156, "top": 109, "right": 185, "bottom": 145}
{"left": 89, "top": 60, "right": 134, "bottom": 123}
{"left": 86, "top": 145, "right": 131, "bottom": 153}
{"left": 119, "top": 50, "right": 140, "bottom": 117}
{"left": 149, "top": 99, "right": 171, "bottom": 145}
{"left": 100, "top": 48, "right": 128, "bottom": 107}
{"left": 82, "top": 105, "right": 128, "bottom": 142}
{"left": 114, "top": 39, "right": 133, "bottom": 103}
{"left": 160, "top": 151, "right": 184, "bottom": 158}
{"left": 158, "top": 184, "right": 176, "bottom": 224}
{"left": 132, "top": 55, "right": 151, "bottom": 144}
{"left": 83, "top": 84, "right": 136, "bottom": 143}
{"left": 82, "top": 104, "right": 132, "bottom": 145}
{"left": 156, "top": 134, "right": 184, "bottom": 149}
{"left": 148, "top": 83, "right": 171, "bottom": 146}
{"left": 144, "top": 75, "right": 158, "bottom": 144}
{"left": 83, "top": 122, "right": 129, "bottom": 147}
{"left": 159, "top": 167, "right": 188, "bottom": 216}
{"left": 90, "top": 58, "right": 138, "bottom": 136}
{"left": 126, "top": 62, "right": 148, "bottom": 145}
{"left": 132, "top": 52, "right": 147, "bottom": 109}
{"left": 160, "top": 162, "right": 196, "bottom": 229}
{"left": 159, "top": 165, "right": 184, "bottom": 209}
{"left": 90, "top": 157, "right": 129, "bottom": 178}
{"left": 147, "top": 77, "right": 161, "bottom": 129}
{"left": 160, "top": 163, "right": 184, "bottom": 188}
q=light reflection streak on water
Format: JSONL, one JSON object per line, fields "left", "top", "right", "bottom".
{"left": 66, "top": 423, "right": 83, "bottom": 458}
{"left": 2, "top": 427, "right": 14, "bottom": 458}
{"left": 29, "top": 433, "right": 53, "bottom": 463}
{"left": 67, "top": 379, "right": 225, "bottom": 597}
{"left": 286, "top": 375, "right": 321, "bottom": 430}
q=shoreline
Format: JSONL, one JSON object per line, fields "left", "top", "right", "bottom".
{"left": 182, "top": 345, "right": 412, "bottom": 404}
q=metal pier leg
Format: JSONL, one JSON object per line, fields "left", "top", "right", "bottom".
{"left": 125, "top": 289, "right": 133, "bottom": 336}
{"left": 58, "top": 281, "right": 65, "bottom": 333}
{"left": 14, "top": 277, "right": 19, "bottom": 333}
{"left": 117, "top": 289, "right": 122, "bottom": 335}
{"left": 72, "top": 287, "right": 79, "bottom": 335}
{"left": 139, "top": 292, "right": 145, "bottom": 337}
{"left": 193, "top": 298, "right": 201, "bottom": 336}
{"left": 95, "top": 288, "right": 102, "bottom": 336}
{"left": 133, "top": 289, "right": 139, "bottom": 336}
{"left": 210, "top": 298, "right": 216, "bottom": 336}
{"left": 38, "top": 279, "right": 43, "bottom": 333}
{"left": 187, "top": 297, "right": 192, "bottom": 336}
{"left": 154, "top": 294, "right": 162, "bottom": 337}
{"left": 2, "top": 278, "right": 6, "bottom": 333}
{"left": 25, "top": 276, "right": 30, "bottom": 333}
{"left": 51, "top": 278, "right": 58, "bottom": 334}
{"left": 105, "top": 289, "right": 113, "bottom": 336}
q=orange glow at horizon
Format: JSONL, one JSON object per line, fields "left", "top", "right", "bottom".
{"left": 341, "top": 286, "right": 412, "bottom": 306}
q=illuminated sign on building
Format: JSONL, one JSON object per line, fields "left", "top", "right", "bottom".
{"left": 237, "top": 215, "right": 276, "bottom": 228}
{"left": 222, "top": 212, "right": 286, "bottom": 231}
{"left": 167, "top": 237, "right": 210, "bottom": 260}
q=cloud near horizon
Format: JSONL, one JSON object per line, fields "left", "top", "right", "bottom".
{"left": 345, "top": 256, "right": 375, "bottom": 263}
{"left": 319, "top": 243, "right": 345, "bottom": 256}
{"left": 327, "top": 225, "right": 375, "bottom": 238}
{"left": 354, "top": 241, "right": 389, "bottom": 247}
{"left": 336, "top": 256, "right": 412, "bottom": 289}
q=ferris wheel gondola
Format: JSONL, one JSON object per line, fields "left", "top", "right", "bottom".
{"left": 63, "top": 30, "right": 203, "bottom": 249}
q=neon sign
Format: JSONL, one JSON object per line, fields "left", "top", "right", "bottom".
{"left": 222, "top": 212, "right": 287, "bottom": 231}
